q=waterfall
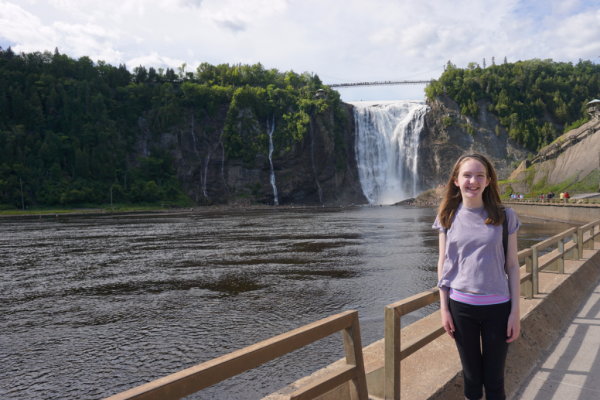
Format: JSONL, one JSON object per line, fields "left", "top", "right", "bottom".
{"left": 309, "top": 118, "right": 323, "bottom": 203}
{"left": 220, "top": 140, "right": 228, "bottom": 190}
{"left": 190, "top": 107, "right": 204, "bottom": 192}
{"left": 350, "top": 100, "right": 429, "bottom": 204}
{"left": 202, "top": 143, "right": 211, "bottom": 199}
{"left": 267, "top": 115, "right": 279, "bottom": 205}
{"left": 202, "top": 130, "right": 222, "bottom": 199}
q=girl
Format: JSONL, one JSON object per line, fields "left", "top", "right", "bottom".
{"left": 433, "top": 154, "right": 521, "bottom": 400}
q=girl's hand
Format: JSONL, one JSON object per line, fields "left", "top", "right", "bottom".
{"left": 441, "top": 309, "right": 455, "bottom": 339}
{"left": 506, "top": 311, "right": 520, "bottom": 343}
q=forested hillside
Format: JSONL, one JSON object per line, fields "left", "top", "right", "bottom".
{"left": 425, "top": 59, "right": 599, "bottom": 151}
{"left": 0, "top": 47, "right": 338, "bottom": 209}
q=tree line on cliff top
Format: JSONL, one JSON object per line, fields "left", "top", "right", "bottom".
{"left": 425, "top": 58, "right": 599, "bottom": 151}
{"left": 0, "top": 47, "right": 339, "bottom": 209}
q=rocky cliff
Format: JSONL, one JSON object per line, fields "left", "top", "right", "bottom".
{"left": 141, "top": 103, "right": 367, "bottom": 205}
{"left": 417, "top": 94, "right": 532, "bottom": 187}
{"left": 140, "top": 93, "right": 569, "bottom": 206}
{"left": 499, "top": 120, "right": 600, "bottom": 196}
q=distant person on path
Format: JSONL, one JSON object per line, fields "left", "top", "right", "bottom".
{"left": 565, "top": 191, "right": 570, "bottom": 203}
{"left": 433, "top": 153, "right": 521, "bottom": 400}
{"left": 560, "top": 192, "right": 565, "bottom": 202}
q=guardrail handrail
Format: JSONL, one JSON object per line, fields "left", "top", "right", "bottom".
{"left": 578, "top": 218, "right": 600, "bottom": 258}
{"left": 104, "top": 310, "right": 369, "bottom": 400}
{"left": 384, "top": 288, "right": 443, "bottom": 400}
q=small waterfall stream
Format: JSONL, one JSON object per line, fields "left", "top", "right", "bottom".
{"left": 220, "top": 141, "right": 228, "bottom": 190}
{"left": 351, "top": 100, "right": 428, "bottom": 204}
{"left": 309, "top": 118, "right": 323, "bottom": 203}
{"left": 267, "top": 115, "right": 279, "bottom": 205}
{"left": 189, "top": 106, "right": 205, "bottom": 197}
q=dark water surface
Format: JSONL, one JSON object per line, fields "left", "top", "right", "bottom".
{"left": 0, "top": 206, "right": 578, "bottom": 399}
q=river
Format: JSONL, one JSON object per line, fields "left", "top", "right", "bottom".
{"left": 0, "top": 206, "right": 578, "bottom": 399}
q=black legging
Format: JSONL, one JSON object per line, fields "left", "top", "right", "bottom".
{"left": 449, "top": 298, "right": 511, "bottom": 400}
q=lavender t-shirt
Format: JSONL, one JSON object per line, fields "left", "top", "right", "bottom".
{"left": 432, "top": 203, "right": 521, "bottom": 297}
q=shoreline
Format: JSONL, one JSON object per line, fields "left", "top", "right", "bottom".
{"left": 0, "top": 203, "right": 378, "bottom": 219}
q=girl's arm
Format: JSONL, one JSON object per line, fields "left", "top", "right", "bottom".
{"left": 438, "top": 232, "right": 455, "bottom": 338}
{"left": 506, "top": 232, "right": 521, "bottom": 343}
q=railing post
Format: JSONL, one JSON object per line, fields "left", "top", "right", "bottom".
{"left": 343, "top": 316, "right": 369, "bottom": 400}
{"left": 576, "top": 228, "right": 582, "bottom": 260}
{"left": 384, "top": 306, "right": 400, "bottom": 400}
{"left": 532, "top": 246, "right": 539, "bottom": 296}
{"left": 589, "top": 227, "right": 595, "bottom": 250}
{"left": 525, "top": 256, "right": 533, "bottom": 298}
{"left": 558, "top": 238, "right": 564, "bottom": 274}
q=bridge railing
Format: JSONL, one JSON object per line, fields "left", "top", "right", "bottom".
{"left": 104, "top": 310, "right": 369, "bottom": 400}
{"left": 328, "top": 80, "right": 432, "bottom": 88}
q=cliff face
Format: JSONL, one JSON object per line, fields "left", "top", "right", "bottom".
{"left": 137, "top": 94, "right": 549, "bottom": 206}
{"left": 500, "top": 120, "right": 600, "bottom": 196}
{"left": 417, "top": 94, "right": 532, "bottom": 187}
{"left": 140, "top": 103, "right": 367, "bottom": 205}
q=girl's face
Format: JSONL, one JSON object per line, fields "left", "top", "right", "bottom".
{"left": 454, "top": 158, "right": 491, "bottom": 202}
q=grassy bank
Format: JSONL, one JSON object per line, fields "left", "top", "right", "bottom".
{"left": 499, "top": 168, "right": 600, "bottom": 200}
{"left": 0, "top": 201, "right": 194, "bottom": 216}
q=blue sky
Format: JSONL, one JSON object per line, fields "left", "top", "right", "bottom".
{"left": 1, "top": 0, "right": 600, "bottom": 101}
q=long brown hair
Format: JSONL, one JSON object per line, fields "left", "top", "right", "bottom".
{"left": 438, "top": 153, "right": 504, "bottom": 229}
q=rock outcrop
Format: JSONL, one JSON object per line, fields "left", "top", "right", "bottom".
{"left": 144, "top": 103, "right": 367, "bottom": 205}
{"left": 500, "top": 120, "right": 600, "bottom": 195}
{"left": 417, "top": 94, "right": 532, "bottom": 187}
{"left": 140, "top": 93, "right": 562, "bottom": 206}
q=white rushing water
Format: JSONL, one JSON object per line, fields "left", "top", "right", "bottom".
{"left": 267, "top": 115, "right": 279, "bottom": 205}
{"left": 350, "top": 100, "right": 429, "bottom": 205}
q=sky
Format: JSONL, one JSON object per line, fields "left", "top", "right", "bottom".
{"left": 1, "top": 0, "right": 600, "bottom": 101}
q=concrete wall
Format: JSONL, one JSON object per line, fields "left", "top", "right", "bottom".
{"left": 264, "top": 248, "right": 600, "bottom": 400}
{"left": 507, "top": 202, "right": 600, "bottom": 224}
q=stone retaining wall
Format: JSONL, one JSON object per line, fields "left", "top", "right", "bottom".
{"left": 506, "top": 202, "right": 600, "bottom": 224}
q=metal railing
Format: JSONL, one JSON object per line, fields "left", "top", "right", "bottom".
{"left": 104, "top": 311, "right": 369, "bottom": 400}
{"left": 329, "top": 80, "right": 432, "bottom": 88}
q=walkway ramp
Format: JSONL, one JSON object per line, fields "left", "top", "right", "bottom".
{"left": 514, "top": 279, "right": 600, "bottom": 399}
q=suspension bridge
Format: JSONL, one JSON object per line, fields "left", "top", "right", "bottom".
{"left": 328, "top": 79, "right": 433, "bottom": 88}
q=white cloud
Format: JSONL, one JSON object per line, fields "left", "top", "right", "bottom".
{"left": 552, "top": 0, "right": 581, "bottom": 15}
{"left": 160, "top": 0, "right": 203, "bottom": 9}
{"left": 0, "top": 2, "right": 59, "bottom": 52}
{"left": 0, "top": 2, "right": 126, "bottom": 62}
{"left": 213, "top": 17, "right": 246, "bottom": 33}
{"left": 127, "top": 51, "right": 186, "bottom": 70}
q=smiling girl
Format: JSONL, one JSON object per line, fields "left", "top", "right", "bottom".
{"left": 433, "top": 153, "right": 521, "bottom": 400}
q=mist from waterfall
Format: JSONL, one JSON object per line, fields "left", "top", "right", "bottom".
{"left": 350, "top": 100, "right": 429, "bottom": 205}
{"left": 267, "top": 115, "right": 279, "bottom": 205}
